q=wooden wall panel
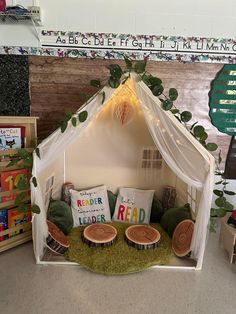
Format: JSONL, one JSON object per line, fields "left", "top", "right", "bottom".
{"left": 29, "top": 57, "right": 230, "bottom": 167}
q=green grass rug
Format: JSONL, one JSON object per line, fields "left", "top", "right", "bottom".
{"left": 64, "top": 222, "right": 173, "bottom": 275}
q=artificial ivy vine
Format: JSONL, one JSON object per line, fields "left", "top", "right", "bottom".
{"left": 89, "top": 57, "right": 235, "bottom": 229}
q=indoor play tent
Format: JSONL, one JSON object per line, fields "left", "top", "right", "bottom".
{"left": 31, "top": 74, "right": 215, "bottom": 270}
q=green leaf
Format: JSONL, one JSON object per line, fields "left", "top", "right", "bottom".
{"left": 200, "top": 132, "right": 208, "bottom": 141}
{"left": 90, "top": 79, "right": 101, "bottom": 88}
{"left": 209, "top": 218, "right": 217, "bottom": 232}
{"left": 124, "top": 56, "right": 132, "bottom": 70}
{"left": 215, "top": 196, "right": 226, "bottom": 207}
{"left": 17, "top": 204, "right": 29, "bottom": 212}
{"left": 107, "top": 64, "right": 123, "bottom": 79}
{"left": 224, "top": 201, "right": 234, "bottom": 211}
{"left": 222, "top": 181, "right": 229, "bottom": 185}
{"left": 170, "top": 109, "right": 180, "bottom": 114}
{"left": 101, "top": 91, "right": 106, "bottom": 104}
{"left": 32, "top": 204, "right": 41, "bottom": 214}
{"left": 22, "top": 158, "right": 33, "bottom": 169}
{"left": 60, "top": 120, "right": 68, "bottom": 133}
{"left": 78, "top": 111, "right": 88, "bottom": 123}
{"left": 71, "top": 117, "right": 77, "bottom": 127}
{"left": 149, "top": 76, "right": 162, "bottom": 86}
{"left": 169, "top": 88, "right": 178, "bottom": 101}
{"left": 32, "top": 176, "right": 37, "bottom": 188}
{"left": 211, "top": 207, "right": 227, "bottom": 217}
{"left": 142, "top": 74, "right": 151, "bottom": 86}
{"left": 224, "top": 190, "right": 236, "bottom": 195}
{"left": 193, "top": 125, "right": 205, "bottom": 137}
{"left": 206, "top": 143, "right": 218, "bottom": 151}
{"left": 14, "top": 192, "right": 28, "bottom": 206}
{"left": 17, "top": 175, "right": 29, "bottom": 190}
{"left": 134, "top": 60, "right": 147, "bottom": 74}
{"left": 162, "top": 99, "right": 173, "bottom": 111}
{"left": 18, "top": 148, "right": 30, "bottom": 159}
{"left": 151, "top": 84, "right": 164, "bottom": 96}
{"left": 65, "top": 111, "right": 73, "bottom": 121}
{"left": 218, "top": 150, "right": 222, "bottom": 165}
{"left": 6, "top": 159, "right": 19, "bottom": 167}
{"left": 213, "top": 189, "right": 223, "bottom": 197}
{"left": 108, "top": 76, "right": 120, "bottom": 88}
{"left": 215, "top": 180, "right": 223, "bottom": 185}
{"left": 35, "top": 147, "right": 40, "bottom": 159}
{"left": 180, "top": 111, "right": 192, "bottom": 123}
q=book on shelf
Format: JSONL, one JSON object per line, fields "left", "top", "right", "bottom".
{"left": 0, "top": 209, "right": 8, "bottom": 241}
{"left": 0, "top": 168, "right": 29, "bottom": 203}
{"left": 8, "top": 207, "right": 32, "bottom": 238}
{"left": 0, "top": 125, "right": 25, "bottom": 151}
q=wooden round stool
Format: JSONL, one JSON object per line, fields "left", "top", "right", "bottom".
{"left": 125, "top": 225, "right": 161, "bottom": 250}
{"left": 82, "top": 223, "right": 117, "bottom": 247}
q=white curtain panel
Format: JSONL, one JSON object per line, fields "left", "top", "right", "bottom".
{"left": 134, "top": 79, "right": 215, "bottom": 269}
{"left": 31, "top": 86, "right": 115, "bottom": 261}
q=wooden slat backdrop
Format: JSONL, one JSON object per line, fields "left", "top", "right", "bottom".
{"left": 29, "top": 56, "right": 230, "bottom": 167}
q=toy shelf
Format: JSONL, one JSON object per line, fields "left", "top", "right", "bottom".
{"left": 0, "top": 116, "right": 38, "bottom": 253}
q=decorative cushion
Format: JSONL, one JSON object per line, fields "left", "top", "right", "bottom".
{"left": 112, "top": 187, "right": 154, "bottom": 224}
{"left": 160, "top": 203, "right": 192, "bottom": 237}
{"left": 47, "top": 200, "right": 74, "bottom": 235}
{"left": 70, "top": 185, "right": 111, "bottom": 227}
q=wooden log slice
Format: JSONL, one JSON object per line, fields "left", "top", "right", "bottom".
{"left": 125, "top": 225, "right": 161, "bottom": 250}
{"left": 172, "top": 219, "right": 194, "bottom": 257}
{"left": 82, "top": 223, "right": 117, "bottom": 248}
{"left": 46, "top": 220, "right": 70, "bottom": 254}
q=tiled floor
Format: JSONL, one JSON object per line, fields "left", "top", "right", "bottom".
{"left": 0, "top": 228, "right": 235, "bottom": 314}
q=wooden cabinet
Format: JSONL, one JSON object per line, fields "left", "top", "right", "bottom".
{"left": 220, "top": 214, "right": 236, "bottom": 264}
{"left": 0, "top": 116, "right": 37, "bottom": 253}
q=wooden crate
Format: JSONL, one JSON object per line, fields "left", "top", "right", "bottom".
{"left": 0, "top": 116, "right": 38, "bottom": 252}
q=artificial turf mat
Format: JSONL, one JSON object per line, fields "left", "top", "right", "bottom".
{"left": 64, "top": 222, "right": 173, "bottom": 275}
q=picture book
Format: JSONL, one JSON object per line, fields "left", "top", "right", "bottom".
{"left": 0, "top": 125, "right": 25, "bottom": 150}
{"left": 1, "top": 168, "right": 29, "bottom": 203}
{"left": 0, "top": 209, "right": 8, "bottom": 241}
{"left": 8, "top": 207, "right": 32, "bottom": 238}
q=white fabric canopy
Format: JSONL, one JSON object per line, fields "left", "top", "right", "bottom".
{"left": 134, "top": 78, "right": 215, "bottom": 269}
{"left": 31, "top": 75, "right": 215, "bottom": 269}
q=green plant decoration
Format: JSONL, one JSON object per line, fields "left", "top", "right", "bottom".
{"left": 60, "top": 110, "right": 88, "bottom": 133}
{"left": 89, "top": 56, "right": 235, "bottom": 230}
{"left": 210, "top": 150, "right": 236, "bottom": 231}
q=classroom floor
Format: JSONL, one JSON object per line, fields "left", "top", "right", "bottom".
{"left": 0, "top": 227, "right": 235, "bottom": 314}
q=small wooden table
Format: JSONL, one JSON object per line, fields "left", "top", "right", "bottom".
{"left": 220, "top": 214, "right": 236, "bottom": 263}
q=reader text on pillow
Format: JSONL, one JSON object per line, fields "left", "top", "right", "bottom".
{"left": 70, "top": 185, "right": 111, "bottom": 227}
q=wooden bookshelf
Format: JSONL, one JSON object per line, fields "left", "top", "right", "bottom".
{"left": 0, "top": 116, "right": 38, "bottom": 252}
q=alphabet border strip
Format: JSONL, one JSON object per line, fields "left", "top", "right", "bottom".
{"left": 1, "top": 31, "right": 236, "bottom": 63}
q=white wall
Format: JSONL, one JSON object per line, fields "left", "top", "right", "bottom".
{"left": 2, "top": 0, "right": 236, "bottom": 47}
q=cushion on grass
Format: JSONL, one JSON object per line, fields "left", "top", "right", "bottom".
{"left": 160, "top": 203, "right": 192, "bottom": 237}
{"left": 70, "top": 185, "right": 111, "bottom": 227}
{"left": 112, "top": 187, "right": 154, "bottom": 224}
{"left": 47, "top": 200, "right": 74, "bottom": 235}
